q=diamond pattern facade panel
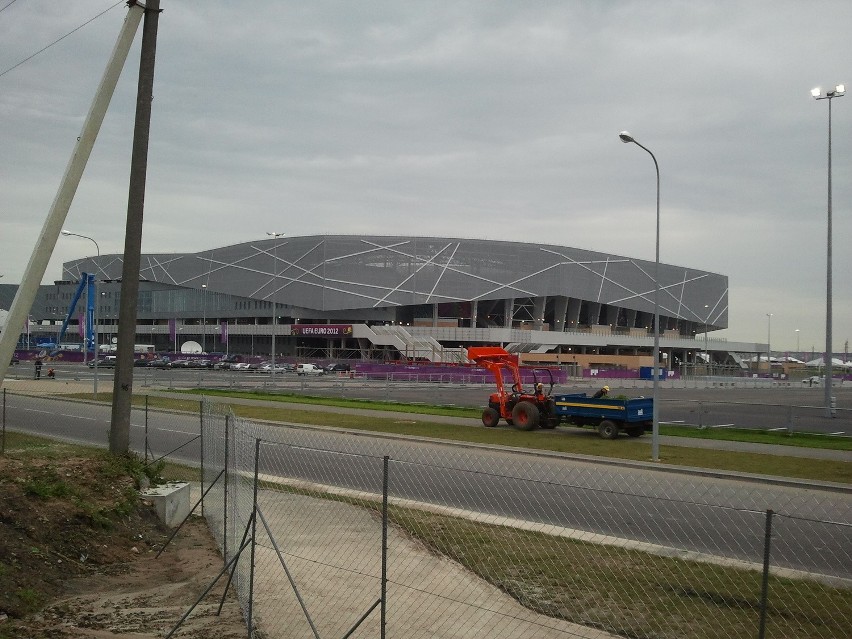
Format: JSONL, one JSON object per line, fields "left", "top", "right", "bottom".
{"left": 63, "top": 234, "right": 728, "bottom": 329}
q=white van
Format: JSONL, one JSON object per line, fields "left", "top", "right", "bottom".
{"left": 296, "top": 363, "right": 324, "bottom": 376}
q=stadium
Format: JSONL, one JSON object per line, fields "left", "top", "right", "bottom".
{"left": 3, "top": 234, "right": 763, "bottom": 372}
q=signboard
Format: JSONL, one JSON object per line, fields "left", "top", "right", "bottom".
{"left": 291, "top": 324, "right": 353, "bottom": 338}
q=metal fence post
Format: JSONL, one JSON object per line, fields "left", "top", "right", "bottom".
{"left": 247, "top": 438, "right": 261, "bottom": 638}
{"left": 199, "top": 399, "right": 205, "bottom": 518}
{"left": 223, "top": 413, "right": 229, "bottom": 565}
{"left": 698, "top": 401, "right": 704, "bottom": 429}
{"left": 1, "top": 387, "right": 6, "bottom": 455}
{"left": 758, "top": 509, "right": 774, "bottom": 639}
{"left": 144, "top": 395, "right": 149, "bottom": 463}
{"left": 381, "top": 455, "right": 389, "bottom": 639}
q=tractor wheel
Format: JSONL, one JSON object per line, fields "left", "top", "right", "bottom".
{"left": 511, "top": 402, "right": 540, "bottom": 430}
{"left": 482, "top": 407, "right": 500, "bottom": 428}
{"left": 598, "top": 420, "right": 619, "bottom": 439}
{"left": 626, "top": 426, "right": 644, "bottom": 438}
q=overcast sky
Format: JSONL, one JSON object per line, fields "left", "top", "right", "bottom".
{"left": 1, "top": 1, "right": 850, "bottom": 355}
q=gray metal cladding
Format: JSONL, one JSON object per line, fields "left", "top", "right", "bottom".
{"left": 63, "top": 235, "right": 728, "bottom": 327}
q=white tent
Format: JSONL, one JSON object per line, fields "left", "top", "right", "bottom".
{"left": 805, "top": 357, "right": 852, "bottom": 369}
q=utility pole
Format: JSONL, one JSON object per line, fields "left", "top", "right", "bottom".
{"left": 110, "top": 0, "right": 161, "bottom": 454}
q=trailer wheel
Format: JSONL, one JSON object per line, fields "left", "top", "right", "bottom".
{"left": 482, "top": 407, "right": 500, "bottom": 428}
{"left": 626, "top": 426, "right": 644, "bottom": 437}
{"left": 511, "top": 402, "right": 540, "bottom": 430}
{"left": 540, "top": 417, "right": 558, "bottom": 429}
{"left": 598, "top": 420, "right": 619, "bottom": 439}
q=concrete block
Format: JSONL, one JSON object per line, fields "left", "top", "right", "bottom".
{"left": 141, "top": 481, "right": 190, "bottom": 528}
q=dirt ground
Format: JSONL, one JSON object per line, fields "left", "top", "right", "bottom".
{"left": 0, "top": 449, "right": 248, "bottom": 638}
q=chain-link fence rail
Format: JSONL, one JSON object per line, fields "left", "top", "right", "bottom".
{"left": 199, "top": 400, "right": 852, "bottom": 639}
{"left": 673, "top": 399, "right": 851, "bottom": 432}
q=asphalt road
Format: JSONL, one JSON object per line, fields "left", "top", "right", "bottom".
{"left": 9, "top": 361, "right": 850, "bottom": 435}
{"left": 6, "top": 361, "right": 851, "bottom": 436}
{"left": 3, "top": 391, "right": 850, "bottom": 581}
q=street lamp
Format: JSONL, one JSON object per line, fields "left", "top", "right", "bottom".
{"left": 266, "top": 232, "right": 285, "bottom": 377}
{"left": 201, "top": 284, "right": 207, "bottom": 353}
{"left": 811, "top": 83, "right": 844, "bottom": 417}
{"left": 766, "top": 313, "right": 773, "bottom": 376}
{"left": 619, "top": 131, "right": 661, "bottom": 461}
{"left": 795, "top": 329, "right": 800, "bottom": 358}
{"left": 61, "top": 229, "right": 100, "bottom": 397}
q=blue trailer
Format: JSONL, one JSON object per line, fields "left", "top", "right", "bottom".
{"left": 552, "top": 393, "right": 653, "bottom": 439}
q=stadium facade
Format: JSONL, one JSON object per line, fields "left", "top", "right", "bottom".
{"left": 3, "top": 234, "right": 765, "bottom": 369}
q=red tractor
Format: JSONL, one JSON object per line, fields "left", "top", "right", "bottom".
{"left": 467, "top": 346, "right": 558, "bottom": 430}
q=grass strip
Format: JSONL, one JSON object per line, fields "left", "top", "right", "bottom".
{"left": 50, "top": 392, "right": 852, "bottom": 484}
{"left": 172, "top": 388, "right": 852, "bottom": 451}
{"left": 273, "top": 481, "right": 852, "bottom": 639}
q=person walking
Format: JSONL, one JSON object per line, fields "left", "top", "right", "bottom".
{"left": 34, "top": 358, "right": 43, "bottom": 380}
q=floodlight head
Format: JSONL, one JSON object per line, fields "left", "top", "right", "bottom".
{"left": 836, "top": 84, "right": 845, "bottom": 94}
{"left": 618, "top": 131, "right": 634, "bottom": 143}
{"left": 811, "top": 87, "right": 822, "bottom": 98}
{"left": 61, "top": 229, "right": 71, "bottom": 236}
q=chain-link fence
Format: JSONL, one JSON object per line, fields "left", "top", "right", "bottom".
{"left": 199, "top": 400, "right": 852, "bottom": 639}
{"left": 2, "top": 386, "right": 849, "bottom": 638}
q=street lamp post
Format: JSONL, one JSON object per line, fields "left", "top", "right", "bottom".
{"left": 61, "top": 230, "right": 100, "bottom": 397}
{"left": 795, "top": 329, "right": 800, "bottom": 358}
{"left": 201, "top": 284, "right": 207, "bottom": 353}
{"left": 703, "top": 304, "right": 710, "bottom": 374}
{"left": 266, "top": 232, "right": 285, "bottom": 377}
{"left": 619, "top": 131, "right": 661, "bottom": 461}
{"left": 766, "top": 313, "right": 773, "bottom": 376}
{"left": 811, "top": 83, "right": 844, "bottom": 417}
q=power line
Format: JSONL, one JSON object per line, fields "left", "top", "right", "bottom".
{"left": 0, "top": 1, "right": 125, "bottom": 79}
{"left": 0, "top": 1, "right": 20, "bottom": 15}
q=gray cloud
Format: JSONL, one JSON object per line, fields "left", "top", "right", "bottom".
{"left": 0, "top": 0, "right": 849, "bottom": 353}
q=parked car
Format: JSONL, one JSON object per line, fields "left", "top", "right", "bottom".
{"left": 260, "top": 363, "right": 290, "bottom": 373}
{"left": 214, "top": 354, "right": 242, "bottom": 370}
{"left": 188, "top": 359, "right": 213, "bottom": 369}
{"left": 88, "top": 357, "right": 116, "bottom": 368}
{"left": 169, "top": 359, "right": 193, "bottom": 368}
{"left": 133, "top": 358, "right": 150, "bottom": 367}
{"left": 296, "top": 363, "right": 325, "bottom": 376}
{"left": 324, "top": 362, "right": 351, "bottom": 373}
{"left": 147, "top": 357, "right": 172, "bottom": 368}
{"left": 801, "top": 375, "right": 823, "bottom": 386}
{"left": 230, "top": 362, "right": 251, "bottom": 371}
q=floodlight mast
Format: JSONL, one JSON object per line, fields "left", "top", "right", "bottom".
{"left": 811, "top": 84, "right": 845, "bottom": 418}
